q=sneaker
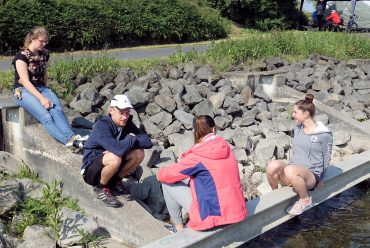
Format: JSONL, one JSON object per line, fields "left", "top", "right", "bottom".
{"left": 165, "top": 224, "right": 177, "bottom": 234}
{"left": 110, "top": 181, "right": 133, "bottom": 201}
{"left": 66, "top": 135, "right": 88, "bottom": 150}
{"left": 286, "top": 197, "right": 313, "bottom": 216}
{"left": 93, "top": 186, "right": 122, "bottom": 208}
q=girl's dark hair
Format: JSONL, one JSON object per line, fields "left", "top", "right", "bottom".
{"left": 295, "top": 94, "right": 315, "bottom": 117}
{"left": 193, "top": 115, "right": 215, "bottom": 144}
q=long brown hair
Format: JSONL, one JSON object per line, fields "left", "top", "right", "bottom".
{"left": 193, "top": 115, "right": 216, "bottom": 144}
{"left": 295, "top": 94, "right": 315, "bottom": 117}
{"left": 22, "top": 26, "right": 48, "bottom": 49}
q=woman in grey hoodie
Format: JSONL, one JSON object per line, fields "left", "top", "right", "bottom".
{"left": 266, "top": 94, "right": 333, "bottom": 216}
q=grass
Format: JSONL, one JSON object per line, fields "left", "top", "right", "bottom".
{"left": 2, "top": 30, "right": 370, "bottom": 99}
{"left": 0, "top": 167, "right": 80, "bottom": 241}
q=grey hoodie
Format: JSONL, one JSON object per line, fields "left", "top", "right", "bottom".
{"left": 289, "top": 121, "right": 333, "bottom": 178}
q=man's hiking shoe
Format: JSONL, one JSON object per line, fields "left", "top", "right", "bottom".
{"left": 93, "top": 186, "right": 122, "bottom": 208}
{"left": 286, "top": 197, "right": 313, "bottom": 216}
{"left": 111, "top": 182, "right": 133, "bottom": 201}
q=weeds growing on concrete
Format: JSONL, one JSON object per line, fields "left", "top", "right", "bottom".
{"left": 76, "top": 228, "right": 105, "bottom": 248}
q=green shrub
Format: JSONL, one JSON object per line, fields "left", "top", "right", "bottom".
{"left": 0, "top": 0, "right": 229, "bottom": 55}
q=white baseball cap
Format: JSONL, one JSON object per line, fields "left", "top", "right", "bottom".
{"left": 110, "top": 95, "right": 133, "bottom": 110}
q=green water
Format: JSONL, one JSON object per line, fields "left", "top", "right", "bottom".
{"left": 244, "top": 181, "right": 370, "bottom": 248}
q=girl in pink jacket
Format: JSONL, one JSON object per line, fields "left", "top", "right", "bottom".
{"left": 157, "top": 115, "right": 247, "bottom": 232}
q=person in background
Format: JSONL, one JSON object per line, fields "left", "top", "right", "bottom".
{"left": 81, "top": 95, "right": 153, "bottom": 207}
{"left": 266, "top": 94, "right": 333, "bottom": 216}
{"left": 325, "top": 9, "right": 343, "bottom": 29}
{"left": 12, "top": 26, "right": 85, "bottom": 149}
{"left": 157, "top": 115, "right": 247, "bottom": 232}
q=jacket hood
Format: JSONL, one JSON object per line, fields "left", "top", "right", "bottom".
{"left": 190, "top": 135, "right": 230, "bottom": 160}
{"left": 312, "top": 121, "right": 332, "bottom": 135}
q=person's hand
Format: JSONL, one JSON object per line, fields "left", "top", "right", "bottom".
{"left": 40, "top": 97, "right": 51, "bottom": 109}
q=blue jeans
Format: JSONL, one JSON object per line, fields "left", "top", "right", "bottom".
{"left": 14, "top": 86, "right": 74, "bottom": 144}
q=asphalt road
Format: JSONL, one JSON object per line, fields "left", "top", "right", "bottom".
{"left": 0, "top": 43, "right": 210, "bottom": 72}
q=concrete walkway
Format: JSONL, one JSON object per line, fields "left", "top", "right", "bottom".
{"left": 0, "top": 43, "right": 210, "bottom": 72}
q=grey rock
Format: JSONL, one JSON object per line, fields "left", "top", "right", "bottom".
{"left": 246, "top": 98, "right": 259, "bottom": 108}
{"left": 126, "top": 86, "right": 150, "bottom": 107}
{"left": 84, "top": 113, "right": 101, "bottom": 123}
{"left": 174, "top": 110, "right": 194, "bottom": 130}
{"left": 4, "top": 234, "right": 20, "bottom": 248}
{"left": 69, "top": 100, "right": 92, "bottom": 115}
{"left": 0, "top": 179, "right": 22, "bottom": 217}
{"left": 232, "top": 116, "right": 255, "bottom": 128}
{"left": 226, "top": 102, "right": 242, "bottom": 115}
{"left": 256, "top": 101, "right": 268, "bottom": 112}
{"left": 259, "top": 119, "right": 274, "bottom": 131}
{"left": 333, "top": 129, "right": 351, "bottom": 146}
{"left": 233, "top": 148, "right": 248, "bottom": 165}
{"left": 0, "top": 235, "right": 5, "bottom": 248}
{"left": 353, "top": 80, "right": 370, "bottom": 90}
{"left": 17, "top": 178, "right": 44, "bottom": 200}
{"left": 219, "top": 85, "right": 235, "bottom": 98}
{"left": 315, "top": 114, "right": 329, "bottom": 125}
{"left": 138, "top": 74, "right": 157, "bottom": 88}
{"left": 254, "top": 87, "right": 271, "bottom": 102}
{"left": 80, "top": 88, "right": 103, "bottom": 107}
{"left": 163, "top": 121, "right": 183, "bottom": 136}
{"left": 0, "top": 151, "right": 24, "bottom": 174}
{"left": 257, "top": 181, "right": 272, "bottom": 195}
{"left": 91, "top": 74, "right": 109, "bottom": 89}
{"left": 272, "top": 117, "right": 294, "bottom": 132}
{"left": 232, "top": 132, "right": 253, "bottom": 150}
{"left": 312, "top": 80, "right": 332, "bottom": 91}
{"left": 18, "top": 225, "right": 55, "bottom": 248}
{"left": 58, "top": 207, "right": 100, "bottom": 247}
{"left": 254, "top": 139, "right": 276, "bottom": 168}
{"left": 114, "top": 68, "right": 134, "bottom": 85}
{"left": 217, "top": 129, "right": 234, "bottom": 144}
{"left": 182, "top": 90, "right": 203, "bottom": 105}
{"left": 168, "top": 131, "right": 194, "bottom": 158}
{"left": 143, "top": 145, "right": 162, "bottom": 168}
{"left": 192, "top": 101, "right": 214, "bottom": 117}
{"left": 214, "top": 116, "right": 231, "bottom": 130}
{"left": 159, "top": 86, "right": 172, "bottom": 96}
{"left": 240, "top": 86, "right": 253, "bottom": 105}
{"left": 142, "top": 118, "right": 164, "bottom": 141}
{"left": 223, "top": 96, "right": 234, "bottom": 109}
{"left": 256, "top": 111, "right": 272, "bottom": 121}
{"left": 99, "top": 87, "right": 113, "bottom": 99}
{"left": 208, "top": 92, "right": 226, "bottom": 109}
{"left": 169, "top": 68, "right": 184, "bottom": 80}
{"left": 150, "top": 112, "right": 173, "bottom": 130}
{"left": 265, "top": 131, "right": 291, "bottom": 149}
{"left": 112, "top": 82, "right": 128, "bottom": 95}
{"left": 156, "top": 149, "right": 176, "bottom": 168}
{"left": 154, "top": 95, "right": 176, "bottom": 113}
{"left": 183, "top": 62, "right": 197, "bottom": 74}
{"left": 145, "top": 102, "right": 162, "bottom": 116}
{"left": 275, "top": 145, "right": 285, "bottom": 159}
{"left": 195, "top": 64, "right": 214, "bottom": 81}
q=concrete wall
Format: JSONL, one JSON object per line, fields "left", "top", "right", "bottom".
{"left": 0, "top": 102, "right": 169, "bottom": 247}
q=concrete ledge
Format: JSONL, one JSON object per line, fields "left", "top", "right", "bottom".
{"left": 1, "top": 107, "right": 170, "bottom": 247}
{"left": 143, "top": 149, "right": 370, "bottom": 248}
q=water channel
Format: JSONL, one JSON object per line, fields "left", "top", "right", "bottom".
{"left": 242, "top": 180, "right": 370, "bottom": 248}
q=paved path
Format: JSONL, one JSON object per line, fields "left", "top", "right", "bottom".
{"left": 0, "top": 44, "right": 210, "bottom": 72}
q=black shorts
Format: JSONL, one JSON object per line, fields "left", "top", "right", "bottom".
{"left": 309, "top": 173, "right": 321, "bottom": 191}
{"left": 83, "top": 155, "right": 126, "bottom": 186}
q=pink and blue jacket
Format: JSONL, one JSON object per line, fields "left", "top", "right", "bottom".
{"left": 158, "top": 134, "right": 247, "bottom": 231}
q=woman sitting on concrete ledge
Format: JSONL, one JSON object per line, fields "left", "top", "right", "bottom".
{"left": 12, "top": 26, "right": 86, "bottom": 149}
{"left": 267, "top": 94, "right": 333, "bottom": 216}
{"left": 157, "top": 115, "right": 247, "bottom": 232}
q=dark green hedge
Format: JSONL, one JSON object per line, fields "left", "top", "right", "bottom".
{"left": 0, "top": 0, "right": 229, "bottom": 55}
{"left": 202, "top": 0, "right": 304, "bottom": 31}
